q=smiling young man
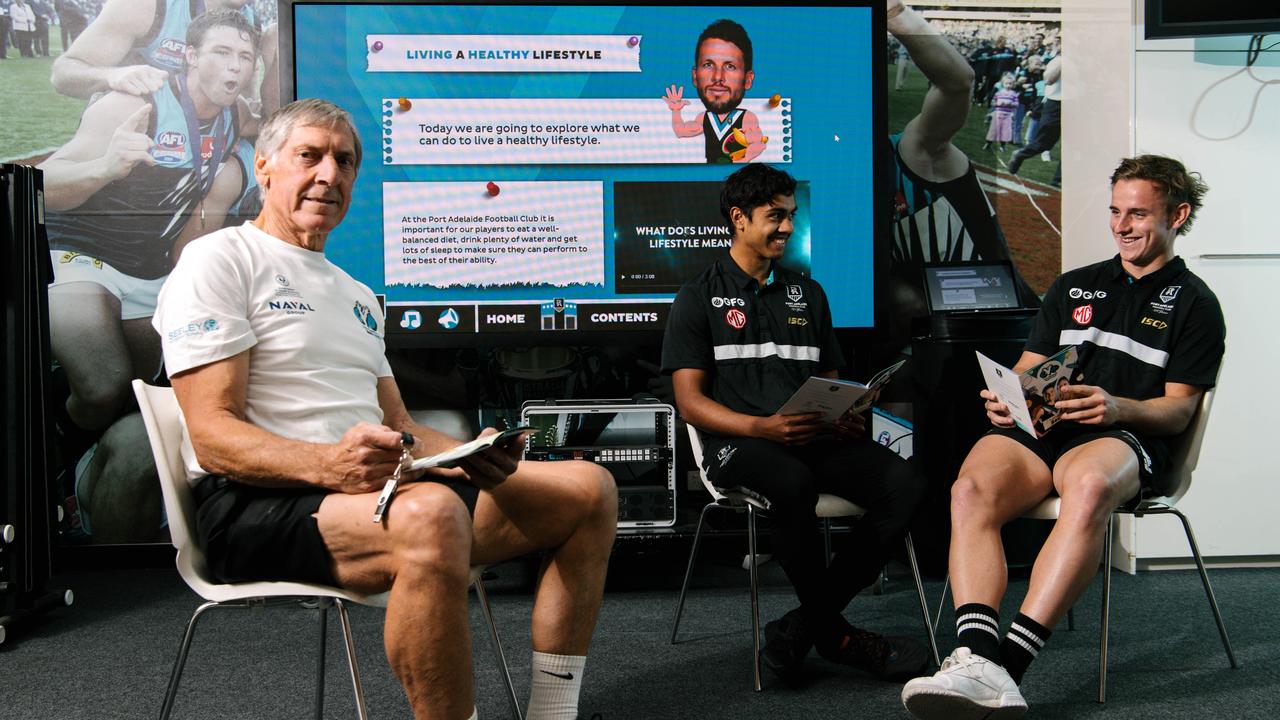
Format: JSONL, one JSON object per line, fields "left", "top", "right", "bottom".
{"left": 152, "top": 99, "right": 617, "bottom": 720}
{"left": 902, "top": 155, "right": 1225, "bottom": 719}
{"left": 662, "top": 163, "right": 930, "bottom": 686}
{"left": 662, "top": 18, "right": 766, "bottom": 164}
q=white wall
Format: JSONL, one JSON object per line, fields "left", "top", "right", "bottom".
{"left": 1063, "top": 1, "right": 1280, "bottom": 564}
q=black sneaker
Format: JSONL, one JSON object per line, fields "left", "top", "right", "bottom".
{"left": 815, "top": 625, "right": 930, "bottom": 682}
{"left": 760, "top": 608, "right": 812, "bottom": 687}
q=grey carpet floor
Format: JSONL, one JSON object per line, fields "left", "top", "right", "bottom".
{"left": 1, "top": 556, "right": 1277, "bottom": 719}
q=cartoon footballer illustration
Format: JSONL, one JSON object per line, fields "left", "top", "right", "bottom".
{"left": 663, "top": 18, "right": 768, "bottom": 164}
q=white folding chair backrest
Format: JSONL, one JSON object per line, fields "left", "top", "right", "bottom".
{"left": 132, "top": 380, "right": 209, "bottom": 584}
{"left": 131, "top": 379, "right": 379, "bottom": 604}
{"left": 1157, "top": 387, "right": 1215, "bottom": 506}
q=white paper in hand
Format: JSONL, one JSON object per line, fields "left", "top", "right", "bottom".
{"left": 409, "top": 425, "right": 531, "bottom": 471}
{"left": 975, "top": 352, "right": 1037, "bottom": 437}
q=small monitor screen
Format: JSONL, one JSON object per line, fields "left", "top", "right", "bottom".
{"left": 922, "top": 262, "right": 1021, "bottom": 313}
{"left": 525, "top": 409, "right": 665, "bottom": 450}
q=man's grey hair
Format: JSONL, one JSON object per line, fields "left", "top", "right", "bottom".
{"left": 255, "top": 99, "right": 363, "bottom": 168}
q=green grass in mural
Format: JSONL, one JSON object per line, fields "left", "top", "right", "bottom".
{"left": 887, "top": 64, "right": 1058, "bottom": 186}
{"left": 0, "top": 29, "right": 87, "bottom": 163}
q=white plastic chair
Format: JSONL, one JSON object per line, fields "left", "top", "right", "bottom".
{"left": 935, "top": 387, "right": 1236, "bottom": 702}
{"left": 670, "top": 424, "right": 940, "bottom": 690}
{"left": 132, "top": 380, "right": 523, "bottom": 720}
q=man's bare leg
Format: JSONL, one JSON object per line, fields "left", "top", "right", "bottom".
{"left": 1019, "top": 438, "right": 1140, "bottom": 628}
{"left": 949, "top": 434, "right": 1055, "bottom": 609}
{"left": 318, "top": 483, "right": 478, "bottom": 720}
{"left": 472, "top": 459, "right": 617, "bottom": 654}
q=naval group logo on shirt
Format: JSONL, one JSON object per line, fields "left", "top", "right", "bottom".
{"left": 353, "top": 301, "right": 380, "bottom": 335}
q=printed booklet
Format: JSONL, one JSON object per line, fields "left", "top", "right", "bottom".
{"left": 776, "top": 359, "right": 907, "bottom": 423}
{"left": 976, "top": 346, "right": 1082, "bottom": 438}
{"left": 408, "top": 425, "right": 532, "bottom": 472}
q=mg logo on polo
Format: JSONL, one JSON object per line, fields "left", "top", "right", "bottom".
{"left": 724, "top": 308, "right": 747, "bottom": 329}
{"left": 1072, "top": 304, "right": 1093, "bottom": 326}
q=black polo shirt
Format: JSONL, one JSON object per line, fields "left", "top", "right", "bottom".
{"left": 661, "top": 255, "right": 843, "bottom": 420}
{"left": 1026, "top": 255, "right": 1225, "bottom": 402}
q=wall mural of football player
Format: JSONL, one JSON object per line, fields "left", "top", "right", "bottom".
{"left": 37, "top": 8, "right": 258, "bottom": 543}
{"left": 662, "top": 18, "right": 767, "bottom": 164}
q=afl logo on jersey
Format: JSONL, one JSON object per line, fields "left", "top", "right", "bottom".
{"left": 725, "top": 308, "right": 747, "bottom": 329}
{"left": 1072, "top": 304, "right": 1093, "bottom": 326}
{"left": 153, "top": 130, "right": 188, "bottom": 164}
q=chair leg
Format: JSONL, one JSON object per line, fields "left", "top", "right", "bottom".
{"left": 334, "top": 598, "right": 369, "bottom": 720}
{"left": 934, "top": 575, "right": 950, "bottom": 638}
{"left": 1098, "top": 514, "right": 1114, "bottom": 703}
{"left": 670, "top": 501, "right": 716, "bottom": 644}
{"left": 315, "top": 600, "right": 329, "bottom": 720}
{"left": 159, "top": 600, "right": 220, "bottom": 720}
{"left": 475, "top": 578, "right": 524, "bottom": 720}
{"left": 904, "top": 533, "right": 941, "bottom": 668}
{"left": 822, "top": 517, "right": 833, "bottom": 567}
{"left": 747, "top": 504, "right": 763, "bottom": 692}
{"left": 1168, "top": 507, "right": 1238, "bottom": 669}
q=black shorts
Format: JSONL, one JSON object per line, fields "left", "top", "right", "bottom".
{"left": 985, "top": 423, "right": 1172, "bottom": 502}
{"left": 193, "top": 476, "right": 480, "bottom": 586}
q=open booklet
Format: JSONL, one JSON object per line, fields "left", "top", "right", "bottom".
{"left": 373, "top": 425, "right": 532, "bottom": 523}
{"left": 976, "top": 346, "right": 1082, "bottom": 438}
{"left": 408, "top": 425, "right": 532, "bottom": 471}
{"left": 775, "top": 358, "right": 907, "bottom": 423}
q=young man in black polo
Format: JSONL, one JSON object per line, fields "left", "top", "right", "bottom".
{"left": 662, "top": 163, "right": 930, "bottom": 686}
{"left": 902, "top": 155, "right": 1226, "bottom": 719}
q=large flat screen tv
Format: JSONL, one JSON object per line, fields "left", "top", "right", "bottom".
{"left": 1145, "top": 0, "right": 1280, "bottom": 39}
{"left": 280, "top": 1, "right": 883, "bottom": 345}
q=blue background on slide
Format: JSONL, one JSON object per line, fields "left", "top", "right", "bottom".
{"left": 294, "top": 3, "right": 874, "bottom": 327}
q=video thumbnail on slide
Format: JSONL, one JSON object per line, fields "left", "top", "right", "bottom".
{"left": 289, "top": 2, "right": 876, "bottom": 337}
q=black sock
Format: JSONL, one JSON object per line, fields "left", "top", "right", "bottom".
{"left": 1001, "top": 613, "right": 1052, "bottom": 683}
{"left": 955, "top": 603, "right": 1002, "bottom": 663}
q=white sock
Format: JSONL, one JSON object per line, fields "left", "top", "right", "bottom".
{"left": 526, "top": 651, "right": 586, "bottom": 720}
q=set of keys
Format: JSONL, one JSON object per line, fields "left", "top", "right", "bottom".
{"left": 372, "top": 431, "right": 415, "bottom": 524}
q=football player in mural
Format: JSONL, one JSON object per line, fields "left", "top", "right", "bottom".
{"left": 38, "top": 8, "right": 259, "bottom": 542}
{"left": 884, "top": 0, "right": 1039, "bottom": 335}
{"left": 50, "top": 0, "right": 278, "bottom": 117}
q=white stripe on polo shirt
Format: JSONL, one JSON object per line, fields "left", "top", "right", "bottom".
{"left": 1059, "top": 327, "right": 1169, "bottom": 368}
{"left": 713, "top": 342, "right": 822, "bottom": 362}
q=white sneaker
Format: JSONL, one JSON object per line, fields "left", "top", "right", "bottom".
{"left": 901, "top": 647, "right": 1027, "bottom": 720}
{"left": 1041, "top": 150, "right": 1052, "bottom": 162}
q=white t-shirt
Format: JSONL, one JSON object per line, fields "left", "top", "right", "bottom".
{"left": 153, "top": 222, "right": 393, "bottom": 483}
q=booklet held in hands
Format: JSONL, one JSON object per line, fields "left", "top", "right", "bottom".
{"left": 373, "top": 426, "right": 531, "bottom": 523}
{"left": 408, "top": 425, "right": 532, "bottom": 472}
{"left": 775, "top": 359, "right": 907, "bottom": 423}
{"left": 976, "top": 346, "right": 1081, "bottom": 438}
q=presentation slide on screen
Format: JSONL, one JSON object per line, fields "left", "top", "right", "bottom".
{"left": 292, "top": 3, "right": 875, "bottom": 336}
